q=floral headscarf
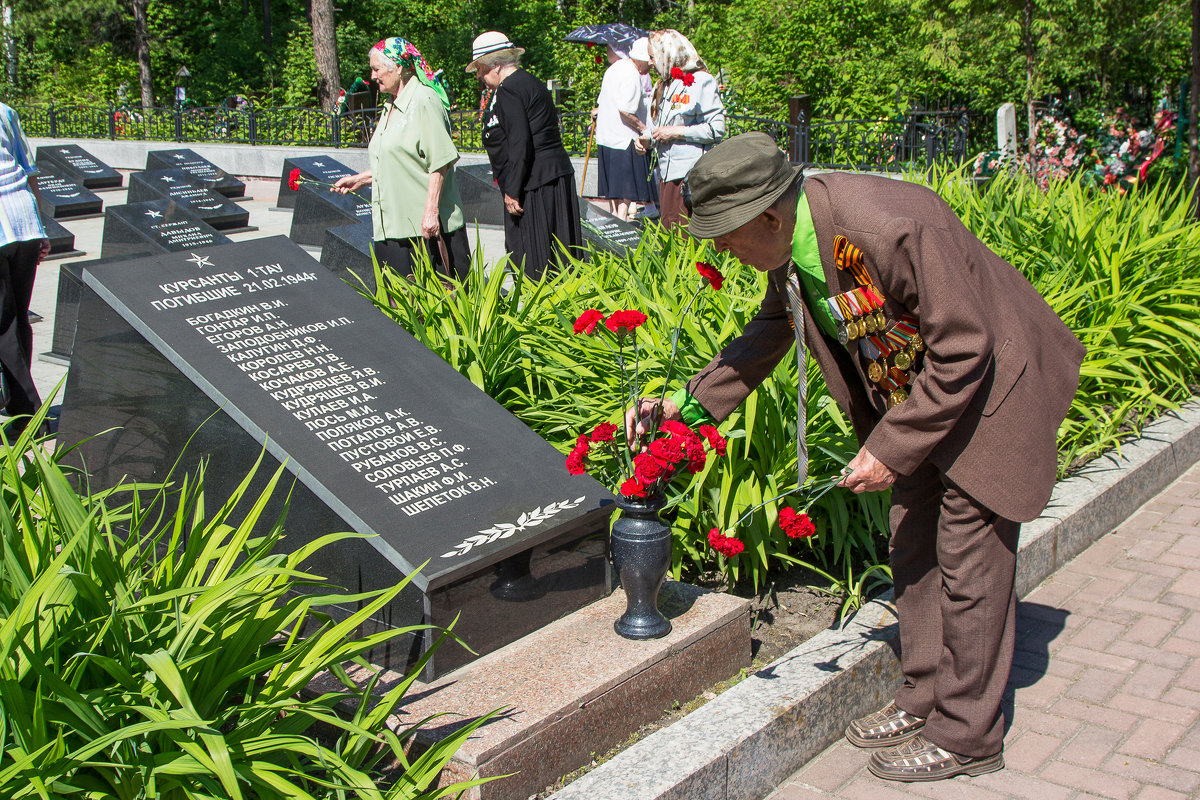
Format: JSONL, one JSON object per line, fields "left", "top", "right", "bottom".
{"left": 649, "top": 30, "right": 705, "bottom": 109}
{"left": 373, "top": 37, "right": 452, "bottom": 109}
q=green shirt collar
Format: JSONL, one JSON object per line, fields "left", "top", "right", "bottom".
{"left": 790, "top": 190, "right": 838, "bottom": 339}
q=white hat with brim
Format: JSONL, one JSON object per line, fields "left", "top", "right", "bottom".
{"left": 630, "top": 37, "right": 650, "bottom": 62}
{"left": 465, "top": 31, "right": 525, "bottom": 73}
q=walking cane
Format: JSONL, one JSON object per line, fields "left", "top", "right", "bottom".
{"left": 580, "top": 121, "right": 596, "bottom": 198}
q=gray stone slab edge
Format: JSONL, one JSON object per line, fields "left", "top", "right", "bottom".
{"left": 550, "top": 400, "right": 1200, "bottom": 800}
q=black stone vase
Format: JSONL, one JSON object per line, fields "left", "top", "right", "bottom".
{"left": 609, "top": 492, "right": 673, "bottom": 639}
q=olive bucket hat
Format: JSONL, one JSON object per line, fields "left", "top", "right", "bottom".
{"left": 686, "top": 132, "right": 803, "bottom": 239}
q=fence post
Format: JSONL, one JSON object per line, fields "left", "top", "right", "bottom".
{"left": 332, "top": 113, "right": 341, "bottom": 148}
{"left": 174, "top": 106, "right": 183, "bottom": 141}
{"left": 108, "top": 103, "right": 117, "bottom": 139}
{"left": 248, "top": 108, "right": 258, "bottom": 145}
{"left": 788, "top": 95, "right": 810, "bottom": 163}
{"left": 48, "top": 102, "right": 57, "bottom": 138}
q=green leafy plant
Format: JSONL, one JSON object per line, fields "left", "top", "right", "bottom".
{"left": 0, "top": 421, "right": 499, "bottom": 799}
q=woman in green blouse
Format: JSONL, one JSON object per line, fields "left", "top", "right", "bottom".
{"left": 334, "top": 37, "right": 471, "bottom": 280}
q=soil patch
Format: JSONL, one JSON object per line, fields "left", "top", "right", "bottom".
{"left": 534, "top": 565, "right": 844, "bottom": 797}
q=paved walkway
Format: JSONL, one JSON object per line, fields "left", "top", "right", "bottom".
{"left": 770, "top": 461, "right": 1200, "bottom": 800}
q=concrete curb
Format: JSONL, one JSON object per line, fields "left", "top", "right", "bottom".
{"left": 549, "top": 400, "right": 1200, "bottom": 800}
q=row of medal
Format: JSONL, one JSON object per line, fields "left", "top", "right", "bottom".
{"left": 859, "top": 315, "right": 926, "bottom": 407}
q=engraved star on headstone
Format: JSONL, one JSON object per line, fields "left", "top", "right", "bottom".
{"left": 145, "top": 210, "right": 163, "bottom": 219}
{"left": 187, "top": 253, "right": 213, "bottom": 268}
{"left": 312, "top": 161, "right": 325, "bottom": 167}
{"left": 59, "top": 148, "right": 71, "bottom": 153}
{"left": 161, "top": 176, "right": 175, "bottom": 183}
{"left": 173, "top": 153, "right": 187, "bottom": 160}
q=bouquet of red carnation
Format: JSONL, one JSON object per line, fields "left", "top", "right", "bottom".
{"left": 565, "top": 260, "right": 728, "bottom": 499}
{"left": 288, "top": 168, "right": 368, "bottom": 202}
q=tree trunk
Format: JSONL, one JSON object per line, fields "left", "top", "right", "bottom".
{"left": 1025, "top": 0, "right": 1036, "bottom": 160}
{"left": 310, "top": 0, "right": 339, "bottom": 112}
{"left": 2, "top": 0, "right": 17, "bottom": 87}
{"left": 262, "top": 0, "right": 272, "bottom": 48}
{"left": 1191, "top": 0, "right": 1199, "bottom": 216}
{"left": 132, "top": 0, "right": 153, "bottom": 106}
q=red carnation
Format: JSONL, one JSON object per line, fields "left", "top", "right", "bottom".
{"left": 565, "top": 450, "right": 587, "bottom": 475}
{"left": 590, "top": 422, "right": 618, "bottom": 442}
{"left": 779, "top": 507, "right": 816, "bottom": 539}
{"left": 574, "top": 308, "right": 605, "bottom": 335}
{"left": 649, "top": 436, "right": 686, "bottom": 464}
{"left": 660, "top": 419, "right": 693, "bottom": 437}
{"left": 620, "top": 477, "right": 647, "bottom": 498}
{"left": 633, "top": 452, "right": 668, "bottom": 483}
{"left": 695, "top": 261, "right": 724, "bottom": 291}
{"left": 708, "top": 527, "right": 745, "bottom": 557}
{"left": 698, "top": 424, "right": 727, "bottom": 456}
{"left": 681, "top": 72, "right": 695, "bottom": 87}
{"left": 605, "top": 309, "right": 647, "bottom": 336}
{"left": 671, "top": 67, "right": 685, "bottom": 81}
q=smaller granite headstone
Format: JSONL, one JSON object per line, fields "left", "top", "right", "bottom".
{"left": 277, "top": 156, "right": 357, "bottom": 209}
{"left": 320, "top": 222, "right": 375, "bottom": 291}
{"left": 42, "top": 216, "right": 83, "bottom": 259}
{"left": 579, "top": 203, "right": 642, "bottom": 256}
{"left": 100, "top": 200, "right": 231, "bottom": 261}
{"left": 36, "top": 144, "right": 123, "bottom": 190}
{"left": 145, "top": 149, "right": 246, "bottom": 198}
{"left": 128, "top": 169, "right": 251, "bottom": 230}
{"left": 457, "top": 163, "right": 505, "bottom": 227}
{"left": 33, "top": 169, "right": 103, "bottom": 219}
{"left": 289, "top": 183, "right": 372, "bottom": 247}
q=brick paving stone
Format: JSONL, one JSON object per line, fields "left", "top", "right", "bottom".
{"left": 1100, "top": 754, "right": 1200, "bottom": 795}
{"left": 1160, "top": 592, "right": 1200, "bottom": 612}
{"left": 1123, "top": 538, "right": 1172, "bottom": 563}
{"left": 1109, "top": 693, "right": 1199, "bottom": 726}
{"left": 1120, "top": 559, "right": 1184, "bottom": 581}
{"left": 1054, "top": 644, "right": 1138, "bottom": 673}
{"left": 1132, "top": 787, "right": 1191, "bottom": 800}
{"left": 1106, "top": 640, "right": 1191, "bottom": 670}
{"left": 1163, "top": 746, "right": 1200, "bottom": 772}
{"left": 1065, "top": 666, "right": 1126, "bottom": 703}
{"left": 1069, "top": 618, "right": 1127, "bottom": 649}
{"left": 1058, "top": 724, "right": 1124, "bottom": 768}
{"left": 791, "top": 742, "right": 870, "bottom": 792}
{"left": 1048, "top": 697, "right": 1140, "bottom": 732}
{"left": 1012, "top": 673, "right": 1074, "bottom": 710}
{"left": 771, "top": 784, "right": 832, "bottom": 800}
{"left": 1001, "top": 730, "right": 1062, "bottom": 773}
{"left": 1177, "top": 659, "right": 1200, "bottom": 692}
{"left": 1006, "top": 708, "right": 1083, "bottom": 739}
{"left": 967, "top": 771, "right": 1073, "bottom": 800}
{"left": 1161, "top": 686, "right": 1200, "bottom": 710}
{"left": 1122, "top": 663, "right": 1181, "bottom": 700}
{"left": 1041, "top": 761, "right": 1141, "bottom": 799}
{"left": 1173, "top": 611, "right": 1200, "bottom": 642}
{"left": 1119, "top": 719, "right": 1188, "bottom": 761}
{"left": 1111, "top": 596, "right": 1186, "bottom": 623}
{"left": 838, "top": 778, "right": 925, "bottom": 800}
{"left": 1158, "top": 553, "right": 1200, "bottom": 570}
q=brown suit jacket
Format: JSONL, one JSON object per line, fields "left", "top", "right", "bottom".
{"left": 686, "top": 173, "right": 1085, "bottom": 523}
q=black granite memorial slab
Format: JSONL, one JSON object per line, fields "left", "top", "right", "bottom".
{"left": 57, "top": 236, "right": 612, "bottom": 677}
{"left": 33, "top": 169, "right": 103, "bottom": 219}
{"left": 128, "top": 169, "right": 251, "bottom": 230}
{"left": 100, "top": 200, "right": 231, "bottom": 261}
{"left": 36, "top": 144, "right": 123, "bottom": 190}
{"left": 457, "top": 163, "right": 505, "bottom": 227}
{"left": 144, "top": 149, "right": 246, "bottom": 198}
{"left": 320, "top": 221, "right": 375, "bottom": 291}
{"left": 42, "top": 216, "right": 83, "bottom": 259}
{"left": 276, "top": 156, "right": 357, "bottom": 209}
{"left": 289, "top": 182, "right": 372, "bottom": 246}
{"left": 580, "top": 202, "right": 642, "bottom": 256}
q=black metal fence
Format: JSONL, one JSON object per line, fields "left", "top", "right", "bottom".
{"left": 16, "top": 102, "right": 974, "bottom": 171}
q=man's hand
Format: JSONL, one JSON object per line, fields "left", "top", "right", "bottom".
{"left": 838, "top": 446, "right": 897, "bottom": 493}
{"left": 651, "top": 125, "right": 684, "bottom": 143}
{"left": 36, "top": 238, "right": 50, "bottom": 267}
{"left": 623, "top": 397, "right": 681, "bottom": 450}
{"left": 504, "top": 194, "right": 524, "bottom": 216}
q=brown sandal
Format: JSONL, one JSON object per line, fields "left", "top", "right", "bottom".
{"left": 845, "top": 701, "right": 926, "bottom": 748}
{"left": 867, "top": 734, "right": 1004, "bottom": 782}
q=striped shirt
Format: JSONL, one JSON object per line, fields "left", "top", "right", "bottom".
{"left": 0, "top": 102, "right": 46, "bottom": 245}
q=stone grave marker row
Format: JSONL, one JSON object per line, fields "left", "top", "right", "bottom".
{"left": 145, "top": 149, "right": 245, "bottom": 199}
{"left": 36, "top": 144, "right": 123, "bottom": 190}
{"left": 33, "top": 169, "right": 103, "bottom": 219}
{"left": 128, "top": 169, "right": 251, "bottom": 231}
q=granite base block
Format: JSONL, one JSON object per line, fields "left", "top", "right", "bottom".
{"left": 316, "top": 581, "right": 750, "bottom": 800}
{"left": 548, "top": 400, "right": 1200, "bottom": 800}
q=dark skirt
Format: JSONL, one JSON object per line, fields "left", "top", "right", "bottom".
{"left": 597, "top": 143, "right": 658, "bottom": 203}
{"left": 504, "top": 174, "right": 583, "bottom": 279}
{"left": 374, "top": 225, "right": 472, "bottom": 282}
{"left": 658, "top": 178, "right": 690, "bottom": 230}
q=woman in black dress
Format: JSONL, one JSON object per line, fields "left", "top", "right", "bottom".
{"left": 466, "top": 31, "right": 582, "bottom": 278}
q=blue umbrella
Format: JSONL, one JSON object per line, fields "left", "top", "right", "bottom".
{"left": 565, "top": 23, "right": 648, "bottom": 50}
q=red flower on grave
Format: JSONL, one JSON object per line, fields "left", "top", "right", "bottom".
{"left": 590, "top": 422, "right": 618, "bottom": 442}
{"left": 659, "top": 419, "right": 693, "bottom": 437}
{"left": 620, "top": 477, "right": 648, "bottom": 498}
{"left": 695, "top": 261, "right": 724, "bottom": 291}
{"left": 649, "top": 436, "right": 685, "bottom": 464}
{"left": 708, "top": 527, "right": 744, "bottom": 557}
{"left": 633, "top": 452, "right": 668, "bottom": 483}
{"left": 605, "top": 309, "right": 647, "bottom": 336}
{"left": 778, "top": 507, "right": 816, "bottom": 539}
{"left": 288, "top": 168, "right": 301, "bottom": 191}
{"left": 574, "top": 308, "right": 606, "bottom": 335}
{"left": 698, "top": 424, "right": 727, "bottom": 456}
{"left": 565, "top": 434, "right": 591, "bottom": 475}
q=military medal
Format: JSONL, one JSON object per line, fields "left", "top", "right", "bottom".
{"left": 893, "top": 349, "right": 912, "bottom": 370}
{"left": 867, "top": 360, "right": 885, "bottom": 383}
{"left": 888, "top": 387, "right": 909, "bottom": 407}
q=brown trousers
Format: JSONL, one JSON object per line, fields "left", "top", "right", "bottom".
{"left": 889, "top": 460, "right": 1020, "bottom": 758}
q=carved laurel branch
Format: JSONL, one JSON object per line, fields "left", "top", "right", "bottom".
{"left": 440, "top": 496, "right": 587, "bottom": 558}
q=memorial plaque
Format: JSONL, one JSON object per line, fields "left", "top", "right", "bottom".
{"left": 33, "top": 168, "right": 103, "bottom": 218}
{"left": 289, "top": 182, "right": 372, "bottom": 246}
{"left": 47, "top": 254, "right": 143, "bottom": 363}
{"left": 36, "top": 144, "right": 123, "bottom": 189}
{"left": 145, "top": 149, "right": 246, "bottom": 198}
{"left": 100, "top": 200, "right": 231, "bottom": 260}
{"left": 57, "top": 236, "right": 612, "bottom": 677}
{"left": 42, "top": 216, "right": 83, "bottom": 259}
{"left": 277, "top": 156, "right": 357, "bottom": 209}
{"left": 580, "top": 202, "right": 642, "bottom": 256}
{"left": 128, "top": 169, "right": 251, "bottom": 230}
{"left": 320, "top": 221, "right": 376, "bottom": 291}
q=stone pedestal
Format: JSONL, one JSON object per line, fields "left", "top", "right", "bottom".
{"left": 315, "top": 582, "right": 751, "bottom": 800}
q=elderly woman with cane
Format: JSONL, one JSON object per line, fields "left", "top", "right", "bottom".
{"left": 334, "top": 37, "right": 471, "bottom": 280}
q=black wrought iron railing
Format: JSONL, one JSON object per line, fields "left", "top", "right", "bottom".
{"left": 16, "top": 102, "right": 972, "bottom": 171}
